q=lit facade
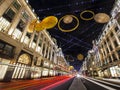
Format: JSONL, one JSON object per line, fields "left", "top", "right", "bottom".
{"left": 81, "top": 0, "right": 120, "bottom": 78}
{"left": 0, "top": 0, "right": 69, "bottom": 82}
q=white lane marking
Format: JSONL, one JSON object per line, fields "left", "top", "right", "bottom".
{"left": 88, "top": 77, "right": 120, "bottom": 88}
{"left": 82, "top": 77, "right": 116, "bottom": 90}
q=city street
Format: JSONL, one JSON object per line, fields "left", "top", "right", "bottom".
{"left": 0, "top": 76, "right": 73, "bottom": 90}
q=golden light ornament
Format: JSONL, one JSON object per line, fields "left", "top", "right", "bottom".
{"left": 35, "top": 22, "right": 46, "bottom": 32}
{"left": 27, "top": 19, "right": 37, "bottom": 33}
{"left": 94, "top": 13, "right": 110, "bottom": 23}
{"left": 80, "top": 10, "right": 95, "bottom": 21}
{"left": 41, "top": 16, "right": 58, "bottom": 29}
{"left": 69, "top": 66, "right": 74, "bottom": 70}
{"left": 58, "top": 15, "right": 79, "bottom": 32}
{"left": 63, "top": 15, "right": 73, "bottom": 24}
{"left": 77, "top": 54, "right": 84, "bottom": 60}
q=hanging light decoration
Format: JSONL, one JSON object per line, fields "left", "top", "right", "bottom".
{"left": 28, "top": 16, "right": 58, "bottom": 32}
{"left": 63, "top": 15, "right": 73, "bottom": 24}
{"left": 94, "top": 13, "right": 110, "bottom": 23}
{"left": 35, "top": 22, "right": 46, "bottom": 31}
{"left": 77, "top": 54, "right": 84, "bottom": 60}
{"left": 69, "top": 66, "right": 74, "bottom": 71}
{"left": 58, "top": 15, "right": 79, "bottom": 32}
{"left": 41, "top": 16, "right": 58, "bottom": 29}
{"left": 80, "top": 10, "right": 95, "bottom": 21}
{"left": 27, "top": 19, "right": 37, "bottom": 33}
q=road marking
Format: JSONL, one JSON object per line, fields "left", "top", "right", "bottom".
{"left": 83, "top": 77, "right": 116, "bottom": 90}
{"left": 88, "top": 77, "right": 120, "bottom": 88}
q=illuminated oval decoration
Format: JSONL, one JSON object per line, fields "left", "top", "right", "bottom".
{"left": 58, "top": 15, "right": 79, "bottom": 32}
{"left": 41, "top": 16, "right": 58, "bottom": 29}
{"left": 28, "top": 19, "right": 37, "bottom": 33}
{"left": 69, "top": 66, "right": 74, "bottom": 70}
{"left": 35, "top": 22, "right": 46, "bottom": 31}
{"left": 63, "top": 15, "right": 73, "bottom": 24}
{"left": 80, "top": 10, "right": 95, "bottom": 21}
{"left": 94, "top": 13, "right": 110, "bottom": 23}
{"left": 77, "top": 54, "right": 84, "bottom": 60}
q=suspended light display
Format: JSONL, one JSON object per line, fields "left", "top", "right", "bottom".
{"left": 58, "top": 15, "right": 79, "bottom": 32}
{"left": 41, "top": 16, "right": 58, "bottom": 29}
{"left": 69, "top": 66, "right": 74, "bottom": 71}
{"left": 35, "top": 22, "right": 46, "bottom": 31}
{"left": 28, "top": 16, "right": 58, "bottom": 32}
{"left": 94, "top": 13, "right": 110, "bottom": 23}
{"left": 77, "top": 54, "right": 84, "bottom": 60}
{"left": 80, "top": 10, "right": 95, "bottom": 21}
{"left": 27, "top": 19, "right": 37, "bottom": 33}
{"left": 63, "top": 15, "right": 73, "bottom": 24}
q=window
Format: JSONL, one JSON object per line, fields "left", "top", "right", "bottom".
{"left": 22, "top": 12, "right": 29, "bottom": 20}
{"left": 0, "top": 17, "right": 10, "bottom": 32}
{"left": 0, "top": 40, "right": 14, "bottom": 58}
{"left": 42, "top": 44, "right": 45, "bottom": 54}
{"left": 110, "top": 32, "right": 114, "bottom": 37}
{"left": 109, "top": 45, "right": 113, "bottom": 51}
{"left": 17, "top": 19, "right": 25, "bottom": 31}
{"left": 3, "top": 8, "right": 15, "bottom": 22}
{"left": 39, "top": 39, "right": 42, "bottom": 46}
{"left": 114, "top": 40, "right": 119, "bottom": 47}
{"left": 24, "top": 36, "right": 30, "bottom": 45}
{"left": 13, "top": 1, "right": 21, "bottom": 10}
{"left": 117, "top": 50, "right": 120, "bottom": 59}
{"left": 33, "top": 35, "right": 38, "bottom": 42}
{"left": 12, "top": 28, "right": 22, "bottom": 40}
{"left": 106, "top": 47, "right": 109, "bottom": 53}
{"left": 106, "top": 38, "right": 109, "bottom": 42}
{"left": 117, "top": 14, "right": 120, "bottom": 25}
{"left": 109, "top": 56, "right": 112, "bottom": 63}
{"left": 115, "top": 26, "right": 119, "bottom": 32}
{"left": 112, "top": 54, "right": 117, "bottom": 61}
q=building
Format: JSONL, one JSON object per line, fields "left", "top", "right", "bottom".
{"left": 81, "top": 0, "right": 120, "bottom": 78}
{"left": 0, "top": 0, "right": 69, "bottom": 82}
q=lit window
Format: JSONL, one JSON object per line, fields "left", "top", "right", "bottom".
{"left": 24, "top": 36, "right": 30, "bottom": 45}
{"left": 12, "top": 28, "right": 22, "bottom": 40}
{"left": 0, "top": 17, "right": 10, "bottom": 32}
{"left": 36, "top": 46, "right": 41, "bottom": 53}
{"left": 115, "top": 26, "right": 119, "bottom": 32}
{"left": 31, "top": 42, "right": 36, "bottom": 49}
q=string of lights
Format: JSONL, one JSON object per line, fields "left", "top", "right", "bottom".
{"left": 51, "top": 34, "right": 91, "bottom": 50}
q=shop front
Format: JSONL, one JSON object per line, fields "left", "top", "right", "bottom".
{"left": 31, "top": 67, "right": 42, "bottom": 79}
{"left": 110, "top": 65, "right": 120, "bottom": 78}
{"left": 42, "top": 68, "right": 49, "bottom": 77}
{"left": 12, "top": 53, "right": 31, "bottom": 80}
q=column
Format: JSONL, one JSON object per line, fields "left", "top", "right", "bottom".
{"left": 105, "top": 40, "right": 111, "bottom": 53}
{"left": 8, "top": 7, "right": 23, "bottom": 35}
{"left": 47, "top": 46, "right": 50, "bottom": 59}
{"left": 35, "top": 32, "right": 40, "bottom": 51}
{"left": 43, "top": 44, "right": 47, "bottom": 58}
{"left": 50, "top": 47, "right": 53, "bottom": 61}
{"left": 40, "top": 41, "right": 44, "bottom": 55}
{"left": 20, "top": 20, "right": 30, "bottom": 42}
{"left": 29, "top": 31, "right": 35, "bottom": 48}
{"left": 0, "top": 0, "right": 14, "bottom": 17}
{"left": 113, "top": 30, "right": 120, "bottom": 45}
{"left": 109, "top": 36, "right": 115, "bottom": 50}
